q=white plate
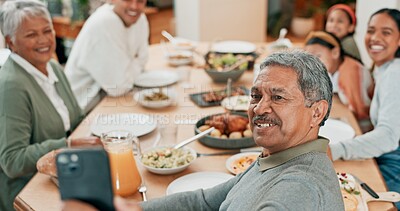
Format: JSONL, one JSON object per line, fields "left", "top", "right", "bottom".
{"left": 226, "top": 152, "right": 259, "bottom": 175}
{"left": 221, "top": 95, "right": 250, "bottom": 111}
{"left": 211, "top": 41, "right": 256, "bottom": 54}
{"left": 134, "top": 88, "right": 175, "bottom": 109}
{"left": 91, "top": 113, "right": 157, "bottom": 137}
{"left": 319, "top": 119, "right": 355, "bottom": 144}
{"left": 134, "top": 71, "right": 179, "bottom": 88}
{"left": 166, "top": 172, "right": 234, "bottom": 195}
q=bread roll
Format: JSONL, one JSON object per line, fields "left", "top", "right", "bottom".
{"left": 36, "top": 149, "right": 62, "bottom": 177}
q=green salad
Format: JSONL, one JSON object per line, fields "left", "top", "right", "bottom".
{"left": 207, "top": 53, "right": 248, "bottom": 71}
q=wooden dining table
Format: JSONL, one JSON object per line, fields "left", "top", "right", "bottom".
{"left": 14, "top": 43, "right": 395, "bottom": 210}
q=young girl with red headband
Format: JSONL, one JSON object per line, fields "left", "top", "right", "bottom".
{"left": 325, "top": 4, "right": 361, "bottom": 62}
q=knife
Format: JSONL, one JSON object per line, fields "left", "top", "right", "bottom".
{"left": 353, "top": 175, "right": 380, "bottom": 199}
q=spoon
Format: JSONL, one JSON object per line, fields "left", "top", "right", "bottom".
{"left": 138, "top": 184, "right": 147, "bottom": 201}
{"left": 161, "top": 30, "right": 177, "bottom": 44}
{"left": 173, "top": 127, "right": 215, "bottom": 149}
{"left": 278, "top": 28, "right": 288, "bottom": 40}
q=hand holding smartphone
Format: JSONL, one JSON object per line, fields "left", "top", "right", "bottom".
{"left": 56, "top": 148, "right": 115, "bottom": 211}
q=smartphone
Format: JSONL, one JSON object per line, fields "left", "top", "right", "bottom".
{"left": 56, "top": 148, "right": 115, "bottom": 211}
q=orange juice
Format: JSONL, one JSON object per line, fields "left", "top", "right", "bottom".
{"left": 108, "top": 149, "right": 142, "bottom": 196}
{"left": 101, "top": 131, "right": 142, "bottom": 197}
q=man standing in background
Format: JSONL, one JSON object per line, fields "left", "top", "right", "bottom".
{"left": 65, "top": 0, "right": 148, "bottom": 113}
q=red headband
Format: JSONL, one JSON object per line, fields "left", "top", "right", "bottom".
{"left": 327, "top": 4, "right": 357, "bottom": 25}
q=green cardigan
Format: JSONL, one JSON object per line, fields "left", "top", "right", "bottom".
{"left": 0, "top": 57, "right": 83, "bottom": 211}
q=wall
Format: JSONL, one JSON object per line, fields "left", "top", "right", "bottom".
{"left": 355, "top": 0, "right": 400, "bottom": 68}
{"left": 174, "top": 0, "right": 200, "bottom": 41}
{"left": 174, "top": 0, "right": 267, "bottom": 42}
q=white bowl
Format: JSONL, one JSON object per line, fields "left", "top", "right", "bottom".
{"left": 166, "top": 50, "right": 193, "bottom": 66}
{"left": 171, "top": 38, "right": 197, "bottom": 51}
{"left": 221, "top": 95, "right": 250, "bottom": 111}
{"left": 134, "top": 88, "right": 175, "bottom": 109}
{"left": 140, "top": 146, "right": 197, "bottom": 175}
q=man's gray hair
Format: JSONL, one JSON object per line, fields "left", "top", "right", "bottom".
{"left": 0, "top": 0, "right": 52, "bottom": 42}
{"left": 260, "top": 50, "right": 333, "bottom": 126}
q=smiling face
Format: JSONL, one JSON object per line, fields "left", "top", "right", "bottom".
{"left": 305, "top": 43, "right": 340, "bottom": 75}
{"left": 248, "top": 66, "right": 324, "bottom": 155}
{"left": 112, "top": 0, "right": 147, "bottom": 27}
{"left": 365, "top": 13, "right": 400, "bottom": 66}
{"left": 325, "top": 9, "right": 355, "bottom": 39}
{"left": 7, "top": 16, "right": 55, "bottom": 72}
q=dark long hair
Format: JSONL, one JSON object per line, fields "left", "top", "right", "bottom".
{"left": 370, "top": 8, "right": 400, "bottom": 57}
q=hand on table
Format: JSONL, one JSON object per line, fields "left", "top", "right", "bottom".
{"left": 37, "top": 136, "right": 102, "bottom": 177}
{"left": 114, "top": 196, "right": 142, "bottom": 211}
{"left": 69, "top": 136, "right": 103, "bottom": 148}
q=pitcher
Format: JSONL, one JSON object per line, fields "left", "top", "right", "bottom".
{"left": 101, "top": 130, "right": 142, "bottom": 197}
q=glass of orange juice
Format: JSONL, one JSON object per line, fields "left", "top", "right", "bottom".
{"left": 101, "top": 130, "right": 142, "bottom": 197}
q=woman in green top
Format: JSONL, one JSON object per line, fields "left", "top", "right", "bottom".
{"left": 0, "top": 1, "right": 102, "bottom": 210}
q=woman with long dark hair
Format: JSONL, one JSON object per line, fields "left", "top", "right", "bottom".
{"left": 330, "top": 8, "right": 400, "bottom": 210}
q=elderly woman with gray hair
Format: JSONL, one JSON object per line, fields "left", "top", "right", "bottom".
{"left": 0, "top": 1, "right": 101, "bottom": 210}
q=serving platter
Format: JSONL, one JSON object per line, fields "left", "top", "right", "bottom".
{"left": 189, "top": 86, "right": 249, "bottom": 107}
{"left": 337, "top": 172, "right": 400, "bottom": 211}
{"left": 194, "top": 112, "right": 255, "bottom": 149}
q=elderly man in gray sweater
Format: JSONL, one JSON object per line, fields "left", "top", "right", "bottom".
{"left": 63, "top": 50, "right": 345, "bottom": 211}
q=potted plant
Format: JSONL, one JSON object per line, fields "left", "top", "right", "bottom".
{"left": 46, "top": 0, "right": 63, "bottom": 17}
{"left": 71, "top": 0, "right": 90, "bottom": 21}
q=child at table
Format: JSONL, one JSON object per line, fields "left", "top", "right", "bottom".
{"left": 325, "top": 4, "right": 361, "bottom": 62}
{"left": 304, "top": 31, "right": 373, "bottom": 120}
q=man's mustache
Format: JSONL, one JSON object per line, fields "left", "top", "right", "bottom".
{"left": 252, "top": 115, "right": 281, "bottom": 125}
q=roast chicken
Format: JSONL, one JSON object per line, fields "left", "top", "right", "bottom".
{"left": 205, "top": 113, "right": 249, "bottom": 135}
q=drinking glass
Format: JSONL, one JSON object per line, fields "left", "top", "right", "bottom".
{"left": 178, "top": 66, "right": 192, "bottom": 88}
{"left": 101, "top": 130, "right": 142, "bottom": 197}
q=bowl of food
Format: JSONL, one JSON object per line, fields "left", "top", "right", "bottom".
{"left": 166, "top": 50, "right": 193, "bottom": 66}
{"left": 221, "top": 95, "right": 250, "bottom": 111}
{"left": 140, "top": 146, "right": 197, "bottom": 175}
{"left": 195, "top": 112, "right": 255, "bottom": 149}
{"left": 204, "top": 53, "right": 248, "bottom": 83}
{"left": 171, "top": 37, "right": 197, "bottom": 51}
{"left": 134, "top": 88, "right": 175, "bottom": 109}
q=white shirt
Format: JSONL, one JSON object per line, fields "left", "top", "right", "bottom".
{"left": 11, "top": 53, "right": 71, "bottom": 131}
{"left": 65, "top": 3, "right": 149, "bottom": 113}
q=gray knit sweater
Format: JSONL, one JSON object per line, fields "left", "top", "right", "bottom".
{"left": 141, "top": 139, "right": 344, "bottom": 211}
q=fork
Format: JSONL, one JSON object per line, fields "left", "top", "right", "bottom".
{"left": 138, "top": 184, "right": 147, "bottom": 201}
